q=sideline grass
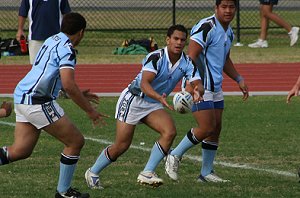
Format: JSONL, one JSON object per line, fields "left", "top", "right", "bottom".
{"left": 0, "top": 96, "right": 299, "bottom": 197}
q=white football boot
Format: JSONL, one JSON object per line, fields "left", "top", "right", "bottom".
{"left": 137, "top": 171, "right": 163, "bottom": 187}
{"left": 165, "top": 154, "right": 181, "bottom": 181}
{"left": 85, "top": 168, "right": 104, "bottom": 189}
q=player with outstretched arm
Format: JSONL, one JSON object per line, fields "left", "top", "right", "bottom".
{"left": 85, "top": 24, "right": 203, "bottom": 189}
{"left": 0, "top": 13, "right": 108, "bottom": 198}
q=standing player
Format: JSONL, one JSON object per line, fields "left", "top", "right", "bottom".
{"left": 0, "top": 13, "right": 108, "bottom": 198}
{"left": 16, "top": 0, "right": 71, "bottom": 64}
{"left": 85, "top": 24, "right": 203, "bottom": 189}
{"left": 165, "top": 0, "right": 249, "bottom": 182}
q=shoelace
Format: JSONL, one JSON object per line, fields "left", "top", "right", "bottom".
{"left": 171, "top": 157, "right": 180, "bottom": 172}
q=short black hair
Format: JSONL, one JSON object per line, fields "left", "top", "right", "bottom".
{"left": 167, "top": 24, "right": 188, "bottom": 39}
{"left": 61, "top": 12, "right": 86, "bottom": 35}
{"left": 215, "top": 0, "right": 237, "bottom": 6}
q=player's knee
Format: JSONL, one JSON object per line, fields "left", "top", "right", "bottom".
{"left": 109, "top": 143, "right": 129, "bottom": 159}
{"left": 69, "top": 133, "right": 85, "bottom": 150}
{"left": 162, "top": 128, "right": 177, "bottom": 142}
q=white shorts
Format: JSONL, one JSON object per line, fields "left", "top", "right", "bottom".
{"left": 15, "top": 100, "right": 64, "bottom": 129}
{"left": 203, "top": 90, "right": 224, "bottom": 102}
{"left": 29, "top": 40, "right": 43, "bottom": 64}
{"left": 115, "top": 88, "right": 164, "bottom": 125}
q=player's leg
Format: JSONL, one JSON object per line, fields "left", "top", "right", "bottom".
{"left": 0, "top": 122, "right": 40, "bottom": 165}
{"left": 44, "top": 115, "right": 89, "bottom": 197}
{"left": 38, "top": 101, "right": 88, "bottom": 197}
{"left": 165, "top": 105, "right": 215, "bottom": 181}
{"left": 199, "top": 106, "right": 227, "bottom": 182}
{"left": 86, "top": 120, "right": 135, "bottom": 189}
{"left": 137, "top": 109, "right": 175, "bottom": 186}
{"left": 86, "top": 89, "right": 137, "bottom": 189}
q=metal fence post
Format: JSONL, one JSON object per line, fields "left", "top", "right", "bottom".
{"left": 234, "top": 0, "right": 243, "bottom": 46}
{"left": 173, "top": 0, "right": 176, "bottom": 25}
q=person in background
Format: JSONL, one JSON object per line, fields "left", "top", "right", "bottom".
{"left": 1, "top": 13, "right": 108, "bottom": 198}
{"left": 16, "top": 0, "right": 71, "bottom": 64}
{"left": 84, "top": 24, "right": 203, "bottom": 189}
{"left": 165, "top": 0, "right": 249, "bottom": 183}
{"left": 248, "top": 0, "right": 299, "bottom": 48}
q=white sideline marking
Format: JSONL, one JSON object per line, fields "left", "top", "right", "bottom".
{"left": 0, "top": 121, "right": 296, "bottom": 178}
{"left": 85, "top": 137, "right": 296, "bottom": 178}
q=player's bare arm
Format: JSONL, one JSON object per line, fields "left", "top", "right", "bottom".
{"left": 223, "top": 55, "right": 249, "bottom": 100}
{"left": 60, "top": 68, "right": 108, "bottom": 126}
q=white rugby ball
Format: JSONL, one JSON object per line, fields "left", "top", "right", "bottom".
{"left": 173, "top": 91, "right": 193, "bottom": 114}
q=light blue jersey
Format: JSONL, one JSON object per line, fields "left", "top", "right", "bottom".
{"left": 128, "top": 47, "right": 200, "bottom": 103}
{"left": 14, "top": 32, "right": 77, "bottom": 105}
{"left": 190, "top": 14, "right": 234, "bottom": 92}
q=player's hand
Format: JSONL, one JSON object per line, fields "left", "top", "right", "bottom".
{"left": 159, "top": 93, "right": 174, "bottom": 111}
{"left": 238, "top": 80, "right": 249, "bottom": 101}
{"left": 0, "top": 101, "right": 12, "bottom": 118}
{"left": 82, "top": 89, "right": 99, "bottom": 106}
{"left": 193, "top": 85, "right": 204, "bottom": 102}
{"left": 286, "top": 85, "right": 300, "bottom": 103}
{"left": 87, "top": 109, "right": 110, "bottom": 128}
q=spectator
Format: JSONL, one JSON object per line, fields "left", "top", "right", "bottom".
{"left": 248, "top": 0, "right": 299, "bottom": 48}
{"left": 16, "top": 0, "right": 71, "bottom": 64}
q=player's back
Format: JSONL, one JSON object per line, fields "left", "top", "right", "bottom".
{"left": 14, "top": 32, "right": 75, "bottom": 105}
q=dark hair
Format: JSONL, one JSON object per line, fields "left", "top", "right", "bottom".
{"left": 61, "top": 12, "right": 86, "bottom": 35}
{"left": 215, "top": 0, "right": 237, "bottom": 6}
{"left": 167, "top": 24, "right": 188, "bottom": 39}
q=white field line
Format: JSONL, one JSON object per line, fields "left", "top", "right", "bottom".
{"left": 0, "top": 121, "right": 296, "bottom": 178}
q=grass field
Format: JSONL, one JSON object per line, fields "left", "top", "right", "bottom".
{"left": 0, "top": 96, "right": 299, "bottom": 198}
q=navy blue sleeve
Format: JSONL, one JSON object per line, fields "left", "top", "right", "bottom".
{"left": 61, "top": 0, "right": 71, "bottom": 14}
{"left": 18, "top": 0, "right": 29, "bottom": 17}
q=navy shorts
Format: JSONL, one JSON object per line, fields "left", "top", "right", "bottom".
{"left": 259, "top": 0, "right": 278, "bottom": 5}
{"left": 192, "top": 100, "right": 224, "bottom": 112}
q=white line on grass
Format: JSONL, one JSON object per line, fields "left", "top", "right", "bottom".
{"left": 0, "top": 121, "right": 296, "bottom": 178}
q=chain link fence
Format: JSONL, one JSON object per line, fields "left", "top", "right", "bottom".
{"left": 1, "top": 0, "right": 299, "bottom": 47}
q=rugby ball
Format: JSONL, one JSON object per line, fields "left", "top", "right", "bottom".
{"left": 173, "top": 91, "right": 193, "bottom": 114}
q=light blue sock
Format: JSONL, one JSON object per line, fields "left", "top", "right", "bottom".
{"left": 171, "top": 129, "right": 200, "bottom": 157}
{"left": 90, "top": 147, "right": 113, "bottom": 174}
{"left": 143, "top": 142, "right": 166, "bottom": 172}
{"left": 200, "top": 141, "right": 218, "bottom": 176}
{"left": 57, "top": 154, "right": 79, "bottom": 193}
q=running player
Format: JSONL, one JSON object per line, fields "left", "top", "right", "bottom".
{"left": 0, "top": 13, "right": 107, "bottom": 198}
{"left": 85, "top": 24, "right": 203, "bottom": 189}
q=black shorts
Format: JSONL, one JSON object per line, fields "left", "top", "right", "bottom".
{"left": 259, "top": 0, "right": 278, "bottom": 5}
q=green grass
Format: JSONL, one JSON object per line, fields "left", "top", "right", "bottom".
{"left": 0, "top": 96, "right": 300, "bottom": 197}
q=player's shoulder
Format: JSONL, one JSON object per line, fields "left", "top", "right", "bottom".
{"left": 143, "top": 48, "right": 164, "bottom": 65}
{"left": 191, "top": 15, "right": 216, "bottom": 36}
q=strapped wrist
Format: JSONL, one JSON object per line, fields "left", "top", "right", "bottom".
{"left": 235, "top": 75, "right": 244, "bottom": 83}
